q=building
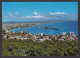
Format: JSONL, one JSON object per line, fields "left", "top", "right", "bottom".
{"left": 10, "top": 36, "right": 14, "bottom": 39}
{"left": 19, "top": 31, "right": 23, "bottom": 34}
{"left": 3, "top": 35, "right": 7, "bottom": 39}
{"left": 32, "top": 35, "right": 36, "bottom": 39}
{"left": 43, "top": 36, "right": 49, "bottom": 40}
{"left": 75, "top": 38, "right": 78, "bottom": 40}
{"left": 69, "top": 32, "right": 72, "bottom": 35}
{"left": 33, "top": 39, "right": 38, "bottom": 41}
{"left": 69, "top": 36, "right": 74, "bottom": 41}
{"left": 58, "top": 39, "right": 64, "bottom": 41}
{"left": 43, "top": 36, "right": 46, "bottom": 40}
{"left": 19, "top": 38, "right": 24, "bottom": 40}
{"left": 46, "top": 36, "right": 49, "bottom": 39}
{"left": 47, "top": 39, "right": 51, "bottom": 41}
{"left": 12, "top": 31, "right": 15, "bottom": 33}
{"left": 62, "top": 32, "right": 66, "bottom": 35}
{"left": 61, "top": 36, "right": 66, "bottom": 39}
{"left": 52, "top": 35, "right": 56, "bottom": 38}
{"left": 23, "top": 37, "right": 27, "bottom": 40}
{"left": 38, "top": 33, "right": 43, "bottom": 36}
{"left": 15, "top": 36, "right": 19, "bottom": 40}
{"left": 71, "top": 32, "right": 74, "bottom": 36}
{"left": 39, "top": 39, "right": 44, "bottom": 42}
{"left": 23, "top": 31, "right": 27, "bottom": 34}
{"left": 25, "top": 34, "right": 28, "bottom": 37}
{"left": 5, "top": 30, "right": 9, "bottom": 33}
{"left": 69, "top": 32, "right": 74, "bottom": 36}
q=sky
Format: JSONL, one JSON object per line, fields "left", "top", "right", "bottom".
{"left": 2, "top": 2, "right": 78, "bottom": 22}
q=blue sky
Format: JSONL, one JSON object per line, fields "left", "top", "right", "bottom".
{"left": 2, "top": 2, "right": 78, "bottom": 22}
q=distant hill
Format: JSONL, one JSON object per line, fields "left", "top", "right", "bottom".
{"left": 2, "top": 20, "right": 78, "bottom": 23}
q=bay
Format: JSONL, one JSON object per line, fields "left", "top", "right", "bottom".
{"left": 9, "top": 21, "right": 78, "bottom": 36}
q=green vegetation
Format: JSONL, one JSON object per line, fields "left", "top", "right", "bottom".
{"left": 2, "top": 38, "right": 78, "bottom": 56}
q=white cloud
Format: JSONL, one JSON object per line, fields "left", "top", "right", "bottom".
{"left": 49, "top": 12, "right": 54, "bottom": 15}
{"left": 33, "top": 11, "right": 39, "bottom": 16}
{"left": 22, "top": 11, "right": 44, "bottom": 19}
{"left": 8, "top": 14, "right": 16, "bottom": 18}
{"left": 8, "top": 12, "right": 12, "bottom": 15}
{"left": 22, "top": 15, "right": 44, "bottom": 19}
{"left": 8, "top": 12, "right": 19, "bottom": 15}
{"left": 15, "top": 12, "right": 19, "bottom": 15}
{"left": 32, "top": 15, "right": 44, "bottom": 18}
{"left": 55, "top": 12, "right": 65, "bottom": 14}
{"left": 4, "top": 11, "right": 77, "bottom": 22}
{"left": 9, "top": 14, "right": 13, "bottom": 17}
{"left": 7, "top": 12, "right": 19, "bottom": 18}
{"left": 49, "top": 12, "right": 65, "bottom": 15}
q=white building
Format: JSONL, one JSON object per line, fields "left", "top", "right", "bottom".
{"left": 32, "top": 35, "right": 36, "bottom": 39}
{"left": 43, "top": 36, "right": 46, "bottom": 40}
{"left": 62, "top": 32, "right": 66, "bottom": 35}
{"left": 62, "top": 36, "right": 66, "bottom": 39}
{"left": 69, "top": 32, "right": 74, "bottom": 36}
{"left": 47, "top": 39, "right": 51, "bottom": 41}
{"left": 46, "top": 36, "right": 49, "bottom": 39}
{"left": 38, "top": 33, "right": 43, "bottom": 36}
{"left": 43, "top": 36, "right": 49, "bottom": 40}
{"left": 39, "top": 39, "right": 44, "bottom": 42}
{"left": 23, "top": 37, "right": 27, "bottom": 40}
{"left": 69, "top": 36, "right": 73, "bottom": 41}
{"left": 8, "top": 35, "right": 13, "bottom": 39}
{"left": 15, "top": 36, "right": 19, "bottom": 40}
{"left": 25, "top": 35, "right": 28, "bottom": 37}
{"left": 3, "top": 35, "right": 7, "bottom": 39}
{"left": 58, "top": 39, "right": 64, "bottom": 41}
{"left": 75, "top": 38, "right": 78, "bottom": 40}
{"left": 19, "top": 38, "right": 24, "bottom": 40}
{"left": 5, "top": 30, "right": 9, "bottom": 33}
{"left": 71, "top": 32, "right": 74, "bottom": 36}
{"left": 12, "top": 31, "right": 15, "bottom": 33}
{"left": 33, "top": 39, "right": 38, "bottom": 41}
{"left": 69, "top": 32, "right": 72, "bottom": 35}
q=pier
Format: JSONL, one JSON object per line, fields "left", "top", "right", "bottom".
{"left": 34, "top": 26, "right": 61, "bottom": 30}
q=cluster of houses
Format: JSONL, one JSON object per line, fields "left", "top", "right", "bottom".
{"left": 2, "top": 30, "right": 78, "bottom": 42}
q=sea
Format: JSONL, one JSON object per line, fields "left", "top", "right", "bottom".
{"left": 9, "top": 21, "right": 78, "bottom": 36}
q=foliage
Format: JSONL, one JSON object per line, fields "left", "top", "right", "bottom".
{"left": 2, "top": 38, "right": 78, "bottom": 56}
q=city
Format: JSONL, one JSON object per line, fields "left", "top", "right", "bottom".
{"left": 2, "top": 29, "right": 78, "bottom": 42}
{"left": 2, "top": 2, "right": 78, "bottom": 56}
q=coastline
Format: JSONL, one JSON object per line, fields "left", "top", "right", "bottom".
{"left": 2, "top": 21, "right": 78, "bottom": 36}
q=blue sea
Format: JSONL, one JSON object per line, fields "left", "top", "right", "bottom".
{"left": 9, "top": 21, "right": 78, "bottom": 36}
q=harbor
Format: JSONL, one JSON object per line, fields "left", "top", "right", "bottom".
{"left": 2, "top": 22, "right": 78, "bottom": 36}
{"left": 35, "top": 26, "right": 61, "bottom": 30}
